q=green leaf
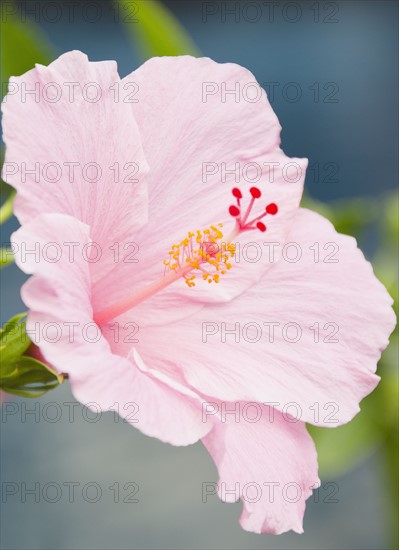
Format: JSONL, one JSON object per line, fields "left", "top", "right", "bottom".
{"left": 0, "top": 2, "right": 55, "bottom": 96}
{"left": 1, "top": 313, "right": 64, "bottom": 398}
{"left": 382, "top": 191, "right": 399, "bottom": 246}
{"left": 0, "top": 148, "right": 13, "bottom": 198}
{"left": 308, "top": 409, "right": 382, "bottom": 478}
{"left": 116, "top": 0, "right": 200, "bottom": 60}
{"left": 0, "top": 189, "right": 16, "bottom": 225}
{"left": 308, "top": 361, "right": 399, "bottom": 478}
{"left": 1, "top": 4, "right": 56, "bottom": 233}
{"left": 302, "top": 194, "right": 379, "bottom": 240}
{"left": 0, "top": 313, "right": 30, "bottom": 362}
{"left": 0, "top": 248, "right": 14, "bottom": 269}
{"left": 373, "top": 192, "right": 399, "bottom": 302}
{"left": 0, "top": 356, "right": 64, "bottom": 398}
{"left": 307, "top": 191, "right": 398, "bottom": 479}
{"left": 1, "top": 147, "right": 16, "bottom": 230}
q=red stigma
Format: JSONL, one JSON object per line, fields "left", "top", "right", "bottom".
{"left": 229, "top": 186, "right": 278, "bottom": 233}
{"left": 229, "top": 205, "right": 240, "bottom": 217}
{"left": 250, "top": 187, "right": 261, "bottom": 199}
{"left": 266, "top": 203, "right": 278, "bottom": 215}
{"left": 256, "top": 222, "right": 266, "bottom": 232}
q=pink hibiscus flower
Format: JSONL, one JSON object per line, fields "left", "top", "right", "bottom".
{"left": 2, "top": 51, "right": 395, "bottom": 534}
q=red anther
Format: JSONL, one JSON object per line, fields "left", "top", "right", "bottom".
{"left": 256, "top": 222, "right": 266, "bottom": 232}
{"left": 266, "top": 203, "right": 278, "bottom": 215}
{"left": 250, "top": 187, "right": 261, "bottom": 199}
{"left": 229, "top": 205, "right": 240, "bottom": 217}
{"left": 232, "top": 188, "right": 242, "bottom": 199}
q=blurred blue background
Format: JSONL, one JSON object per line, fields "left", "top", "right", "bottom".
{"left": 1, "top": 1, "right": 398, "bottom": 549}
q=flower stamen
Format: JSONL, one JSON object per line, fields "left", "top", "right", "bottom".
{"left": 163, "top": 224, "right": 236, "bottom": 287}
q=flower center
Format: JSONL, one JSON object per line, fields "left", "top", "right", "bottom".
{"left": 93, "top": 186, "right": 278, "bottom": 325}
{"left": 163, "top": 224, "right": 236, "bottom": 288}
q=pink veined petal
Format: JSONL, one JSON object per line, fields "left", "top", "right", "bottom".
{"left": 133, "top": 208, "right": 396, "bottom": 426}
{"left": 203, "top": 403, "right": 319, "bottom": 534}
{"left": 116, "top": 55, "right": 306, "bottom": 307}
{"left": 2, "top": 50, "right": 149, "bottom": 310}
{"left": 11, "top": 213, "right": 211, "bottom": 446}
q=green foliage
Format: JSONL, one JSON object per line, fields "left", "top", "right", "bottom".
{"left": 0, "top": 314, "right": 64, "bottom": 397}
{"left": 306, "top": 190, "right": 398, "bottom": 546}
{"left": 0, "top": 2, "right": 56, "bottom": 266}
{"left": 0, "top": 189, "right": 16, "bottom": 226}
{"left": 302, "top": 194, "right": 380, "bottom": 238}
{"left": 1, "top": 356, "right": 64, "bottom": 398}
{"left": 0, "top": 2, "right": 55, "bottom": 96}
{"left": 0, "top": 250, "right": 14, "bottom": 269}
{"left": 308, "top": 365, "right": 398, "bottom": 477}
{"left": 116, "top": 0, "right": 200, "bottom": 60}
{"left": 0, "top": 146, "right": 16, "bottom": 269}
{"left": 0, "top": 146, "right": 14, "bottom": 208}
{"left": 307, "top": 190, "right": 398, "bottom": 478}
{"left": 0, "top": 313, "right": 31, "bottom": 360}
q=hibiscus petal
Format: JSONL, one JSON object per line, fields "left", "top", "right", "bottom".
{"left": 2, "top": 50, "right": 149, "bottom": 309}
{"left": 120, "top": 56, "right": 305, "bottom": 304}
{"left": 203, "top": 404, "right": 319, "bottom": 534}
{"left": 11, "top": 214, "right": 211, "bottom": 445}
{"left": 135, "top": 209, "right": 396, "bottom": 426}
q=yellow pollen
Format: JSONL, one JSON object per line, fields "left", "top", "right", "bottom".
{"left": 163, "top": 223, "right": 235, "bottom": 287}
